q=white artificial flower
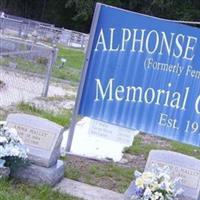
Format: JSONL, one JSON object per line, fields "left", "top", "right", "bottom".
{"left": 133, "top": 164, "right": 184, "bottom": 200}
{"left": 0, "top": 136, "right": 8, "bottom": 144}
{"left": 152, "top": 192, "right": 163, "bottom": 200}
{"left": 142, "top": 172, "right": 155, "bottom": 185}
{"left": 143, "top": 187, "right": 152, "bottom": 197}
{"left": 0, "top": 121, "right": 6, "bottom": 126}
{"left": 134, "top": 170, "right": 142, "bottom": 178}
{"left": 0, "top": 125, "right": 27, "bottom": 159}
{"left": 150, "top": 182, "right": 159, "bottom": 192}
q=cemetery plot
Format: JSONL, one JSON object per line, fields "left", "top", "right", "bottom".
{"left": 2, "top": 3, "right": 200, "bottom": 200}
{"left": 0, "top": 37, "right": 54, "bottom": 72}
{"left": 0, "top": 14, "right": 85, "bottom": 112}
{"left": 125, "top": 150, "right": 200, "bottom": 200}
{"left": 1, "top": 13, "right": 89, "bottom": 50}
{"left": 63, "top": 133, "right": 200, "bottom": 194}
{"left": 7, "top": 113, "right": 63, "bottom": 166}
{"left": 0, "top": 35, "right": 57, "bottom": 98}
{"left": 0, "top": 32, "right": 81, "bottom": 115}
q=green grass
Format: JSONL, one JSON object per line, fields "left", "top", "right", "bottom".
{"left": 56, "top": 45, "right": 84, "bottom": 70}
{"left": 88, "top": 164, "right": 135, "bottom": 192}
{"left": 64, "top": 162, "right": 135, "bottom": 193}
{"left": 52, "top": 46, "right": 84, "bottom": 82}
{"left": 0, "top": 46, "right": 85, "bottom": 82}
{"left": 65, "top": 167, "right": 81, "bottom": 181}
{"left": 0, "top": 179, "right": 79, "bottom": 200}
{"left": 52, "top": 66, "right": 81, "bottom": 82}
{"left": 170, "top": 141, "right": 200, "bottom": 160}
{"left": 0, "top": 57, "right": 46, "bottom": 74}
{"left": 16, "top": 57, "right": 47, "bottom": 74}
{"left": 125, "top": 133, "right": 200, "bottom": 160}
{"left": 124, "top": 136, "right": 160, "bottom": 159}
{"left": 17, "top": 102, "right": 72, "bottom": 127}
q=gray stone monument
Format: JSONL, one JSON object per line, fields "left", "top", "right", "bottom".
{"left": 125, "top": 150, "right": 200, "bottom": 200}
{"left": 6, "top": 113, "right": 64, "bottom": 186}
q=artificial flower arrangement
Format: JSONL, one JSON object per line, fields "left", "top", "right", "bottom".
{"left": 132, "top": 165, "right": 184, "bottom": 200}
{"left": 0, "top": 122, "right": 28, "bottom": 173}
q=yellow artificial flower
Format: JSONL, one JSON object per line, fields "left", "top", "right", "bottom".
{"left": 135, "top": 177, "right": 144, "bottom": 189}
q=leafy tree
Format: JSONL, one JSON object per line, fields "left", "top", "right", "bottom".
{"left": 1, "top": 0, "right": 200, "bottom": 33}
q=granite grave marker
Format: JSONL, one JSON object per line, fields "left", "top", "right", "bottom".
{"left": 125, "top": 150, "right": 200, "bottom": 200}
{"left": 7, "top": 113, "right": 63, "bottom": 167}
{"left": 6, "top": 113, "right": 64, "bottom": 186}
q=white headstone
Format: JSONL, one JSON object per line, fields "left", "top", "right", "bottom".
{"left": 61, "top": 117, "right": 139, "bottom": 161}
{"left": 89, "top": 119, "right": 136, "bottom": 145}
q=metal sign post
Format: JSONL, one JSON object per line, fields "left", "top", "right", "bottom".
{"left": 42, "top": 46, "right": 56, "bottom": 97}
{"left": 65, "top": 3, "right": 102, "bottom": 152}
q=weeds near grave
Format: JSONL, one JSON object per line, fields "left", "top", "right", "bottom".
{"left": 64, "top": 157, "right": 135, "bottom": 193}
{"left": 17, "top": 102, "right": 72, "bottom": 126}
{"left": 124, "top": 133, "right": 200, "bottom": 160}
{"left": 52, "top": 45, "right": 84, "bottom": 82}
{"left": 124, "top": 136, "right": 160, "bottom": 159}
{"left": 0, "top": 46, "right": 84, "bottom": 82}
{"left": 64, "top": 166, "right": 81, "bottom": 180}
{"left": 88, "top": 163, "right": 135, "bottom": 192}
{"left": 170, "top": 141, "right": 200, "bottom": 160}
{"left": 0, "top": 179, "right": 79, "bottom": 200}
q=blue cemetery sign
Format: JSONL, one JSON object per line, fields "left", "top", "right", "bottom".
{"left": 71, "top": 3, "right": 200, "bottom": 148}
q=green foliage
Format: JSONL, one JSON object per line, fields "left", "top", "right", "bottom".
{"left": 124, "top": 136, "right": 160, "bottom": 159}
{"left": 170, "top": 141, "right": 200, "bottom": 160}
{"left": 53, "top": 46, "right": 84, "bottom": 82}
{"left": 0, "top": 179, "right": 79, "bottom": 200}
{"left": 64, "top": 161, "right": 135, "bottom": 193}
{"left": 125, "top": 134, "right": 200, "bottom": 160}
{"left": 56, "top": 46, "right": 84, "bottom": 70}
{"left": 2, "top": 0, "right": 200, "bottom": 33}
{"left": 17, "top": 102, "right": 72, "bottom": 127}
{"left": 64, "top": 166, "right": 81, "bottom": 180}
{"left": 0, "top": 46, "right": 84, "bottom": 82}
{"left": 0, "top": 56, "right": 47, "bottom": 75}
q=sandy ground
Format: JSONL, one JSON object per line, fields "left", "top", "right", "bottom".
{"left": 0, "top": 68, "right": 75, "bottom": 107}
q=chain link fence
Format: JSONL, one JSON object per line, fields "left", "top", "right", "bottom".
{"left": 0, "top": 12, "right": 83, "bottom": 109}
{"left": 0, "top": 12, "right": 89, "bottom": 50}
{"left": 0, "top": 35, "right": 67, "bottom": 106}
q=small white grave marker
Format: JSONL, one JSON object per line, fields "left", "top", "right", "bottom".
{"left": 89, "top": 119, "right": 136, "bottom": 145}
